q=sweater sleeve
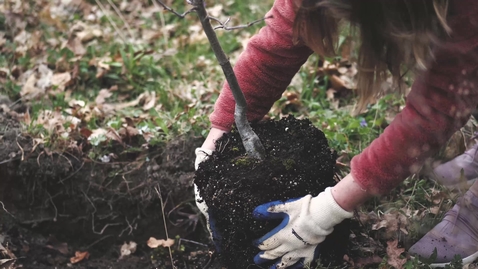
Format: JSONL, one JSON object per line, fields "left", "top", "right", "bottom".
{"left": 209, "top": 0, "right": 313, "bottom": 131}
{"left": 351, "top": 1, "right": 478, "bottom": 195}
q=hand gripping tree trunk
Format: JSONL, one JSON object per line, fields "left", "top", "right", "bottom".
{"left": 156, "top": 0, "right": 266, "bottom": 160}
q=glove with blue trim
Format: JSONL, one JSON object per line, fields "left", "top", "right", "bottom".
{"left": 252, "top": 187, "right": 353, "bottom": 268}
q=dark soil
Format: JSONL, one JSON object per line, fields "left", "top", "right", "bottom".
{"left": 195, "top": 116, "right": 352, "bottom": 269}
{"left": 0, "top": 106, "right": 214, "bottom": 269}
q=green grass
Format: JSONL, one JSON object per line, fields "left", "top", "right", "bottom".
{"left": 2, "top": 0, "right": 275, "bottom": 151}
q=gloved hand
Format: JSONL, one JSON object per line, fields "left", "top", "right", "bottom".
{"left": 252, "top": 187, "right": 353, "bottom": 269}
{"left": 194, "top": 147, "right": 224, "bottom": 251}
{"left": 194, "top": 147, "right": 213, "bottom": 219}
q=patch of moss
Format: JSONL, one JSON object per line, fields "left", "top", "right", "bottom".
{"left": 282, "top": 158, "right": 296, "bottom": 170}
{"left": 231, "top": 156, "right": 254, "bottom": 166}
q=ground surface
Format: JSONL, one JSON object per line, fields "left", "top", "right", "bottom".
{"left": 0, "top": 108, "right": 214, "bottom": 269}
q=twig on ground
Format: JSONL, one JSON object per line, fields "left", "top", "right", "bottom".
{"left": 86, "top": 235, "right": 114, "bottom": 249}
{"left": 63, "top": 151, "right": 80, "bottom": 162}
{"left": 202, "top": 251, "right": 216, "bottom": 269}
{"left": 36, "top": 151, "right": 44, "bottom": 166}
{"left": 177, "top": 238, "right": 208, "bottom": 248}
{"left": 217, "top": 137, "right": 230, "bottom": 153}
{"left": 20, "top": 217, "right": 57, "bottom": 224}
{"left": 82, "top": 190, "right": 121, "bottom": 234}
{"left": 105, "top": 0, "right": 134, "bottom": 38}
{"left": 118, "top": 216, "right": 137, "bottom": 237}
{"left": 58, "top": 153, "right": 74, "bottom": 169}
{"left": 167, "top": 200, "right": 199, "bottom": 232}
{"left": 94, "top": 0, "right": 127, "bottom": 43}
{"left": 58, "top": 161, "right": 84, "bottom": 184}
{"left": 9, "top": 98, "right": 22, "bottom": 108}
{"left": 155, "top": 184, "right": 176, "bottom": 269}
{"left": 0, "top": 201, "right": 16, "bottom": 219}
{"left": 92, "top": 221, "right": 122, "bottom": 235}
{"left": 46, "top": 191, "right": 58, "bottom": 222}
{"left": 0, "top": 157, "right": 20, "bottom": 165}
{"left": 15, "top": 139, "right": 24, "bottom": 161}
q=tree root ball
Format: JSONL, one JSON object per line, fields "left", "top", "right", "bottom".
{"left": 195, "top": 115, "right": 351, "bottom": 268}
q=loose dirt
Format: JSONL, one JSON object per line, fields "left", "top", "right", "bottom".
{"left": 195, "top": 116, "right": 352, "bottom": 268}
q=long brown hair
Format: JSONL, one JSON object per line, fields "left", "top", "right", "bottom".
{"left": 293, "top": 0, "right": 451, "bottom": 112}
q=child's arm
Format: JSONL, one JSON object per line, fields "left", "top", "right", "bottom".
{"left": 209, "top": 0, "right": 313, "bottom": 131}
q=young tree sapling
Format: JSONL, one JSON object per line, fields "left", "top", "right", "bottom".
{"left": 156, "top": 0, "right": 266, "bottom": 160}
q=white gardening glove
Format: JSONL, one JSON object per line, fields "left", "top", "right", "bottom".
{"left": 252, "top": 187, "right": 353, "bottom": 268}
{"left": 195, "top": 147, "right": 213, "bottom": 171}
{"left": 194, "top": 148, "right": 213, "bottom": 226}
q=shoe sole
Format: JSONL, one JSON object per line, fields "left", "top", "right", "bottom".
{"left": 428, "top": 250, "right": 478, "bottom": 268}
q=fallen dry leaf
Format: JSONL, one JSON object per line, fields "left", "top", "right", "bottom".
{"left": 386, "top": 239, "right": 406, "bottom": 269}
{"left": 37, "top": 64, "right": 53, "bottom": 90}
{"left": 66, "top": 36, "right": 86, "bottom": 56}
{"left": 45, "top": 235, "right": 69, "bottom": 255}
{"left": 0, "top": 242, "right": 16, "bottom": 259}
{"left": 147, "top": 237, "right": 175, "bottom": 248}
{"left": 20, "top": 74, "right": 41, "bottom": 100}
{"left": 95, "top": 89, "right": 113, "bottom": 105}
{"left": 142, "top": 91, "right": 156, "bottom": 111}
{"left": 51, "top": 72, "right": 72, "bottom": 91}
{"left": 371, "top": 212, "right": 409, "bottom": 237}
{"left": 0, "top": 258, "right": 16, "bottom": 268}
{"left": 70, "top": 251, "right": 90, "bottom": 264}
{"left": 120, "top": 241, "right": 137, "bottom": 258}
{"left": 118, "top": 126, "right": 139, "bottom": 139}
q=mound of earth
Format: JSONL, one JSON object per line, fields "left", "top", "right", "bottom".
{"left": 195, "top": 116, "right": 352, "bottom": 269}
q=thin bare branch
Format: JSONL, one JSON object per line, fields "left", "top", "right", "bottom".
{"left": 210, "top": 15, "right": 273, "bottom": 31}
{"left": 155, "top": 0, "right": 196, "bottom": 18}
{"left": 177, "top": 238, "right": 208, "bottom": 248}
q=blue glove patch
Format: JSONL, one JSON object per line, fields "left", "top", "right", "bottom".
{"left": 252, "top": 202, "right": 291, "bottom": 248}
{"left": 208, "top": 209, "right": 222, "bottom": 253}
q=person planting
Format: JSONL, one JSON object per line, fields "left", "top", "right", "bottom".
{"left": 196, "top": 0, "right": 478, "bottom": 267}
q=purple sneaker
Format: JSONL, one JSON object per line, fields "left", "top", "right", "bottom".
{"left": 408, "top": 190, "right": 478, "bottom": 267}
{"left": 430, "top": 144, "right": 478, "bottom": 191}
